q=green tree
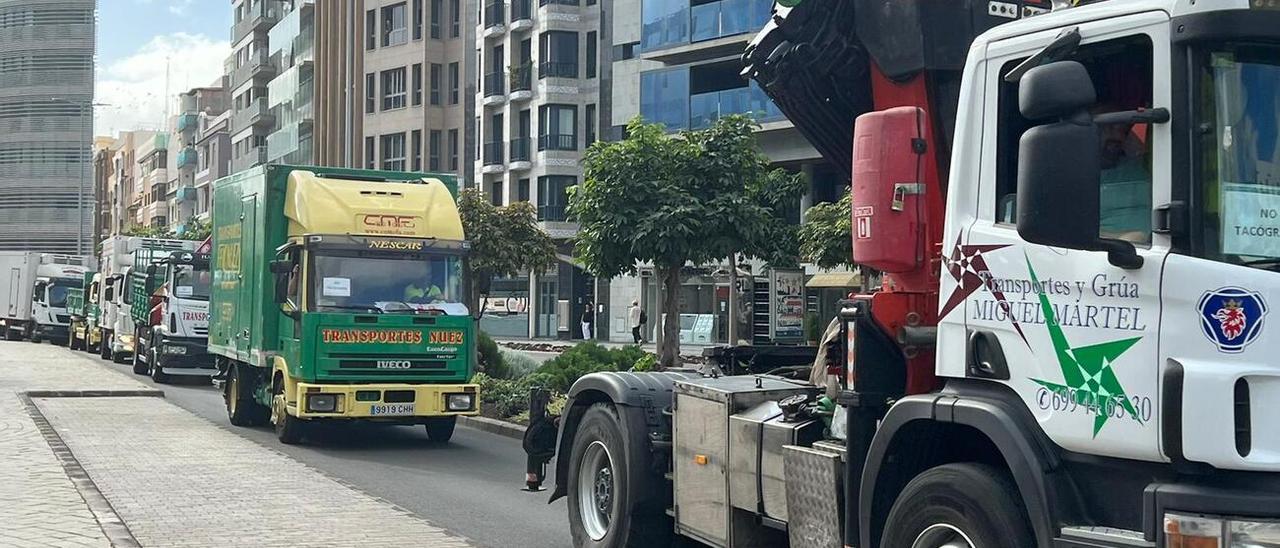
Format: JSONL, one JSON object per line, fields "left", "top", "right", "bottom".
{"left": 179, "top": 217, "right": 212, "bottom": 241}
{"left": 798, "top": 191, "right": 853, "bottom": 269}
{"left": 456, "top": 188, "right": 557, "bottom": 314}
{"left": 122, "top": 224, "right": 171, "bottom": 238}
{"left": 571, "top": 116, "right": 804, "bottom": 367}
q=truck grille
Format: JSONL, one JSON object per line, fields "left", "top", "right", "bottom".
{"left": 56, "top": 315, "right": 70, "bottom": 323}
{"left": 336, "top": 359, "right": 446, "bottom": 370}
{"left": 194, "top": 326, "right": 208, "bottom": 336}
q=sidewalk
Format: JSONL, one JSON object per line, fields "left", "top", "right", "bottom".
{"left": 0, "top": 341, "right": 472, "bottom": 548}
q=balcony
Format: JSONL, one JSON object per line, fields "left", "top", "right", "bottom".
{"left": 176, "top": 147, "right": 198, "bottom": 169}
{"left": 539, "top": 0, "right": 578, "bottom": 6}
{"left": 483, "top": 2, "right": 505, "bottom": 38}
{"left": 176, "top": 113, "right": 200, "bottom": 133}
{"left": 537, "top": 204, "right": 567, "bottom": 222}
{"left": 538, "top": 134, "right": 576, "bottom": 152}
{"left": 511, "top": 0, "right": 533, "bottom": 29}
{"left": 175, "top": 186, "right": 198, "bottom": 203}
{"left": 232, "top": 146, "right": 268, "bottom": 174}
{"left": 482, "top": 141, "right": 505, "bottom": 173}
{"left": 483, "top": 72, "right": 506, "bottom": 106}
{"left": 688, "top": 85, "right": 784, "bottom": 130}
{"left": 232, "top": 97, "right": 274, "bottom": 131}
{"left": 539, "top": 61, "right": 577, "bottom": 80}
{"left": 509, "top": 137, "right": 531, "bottom": 168}
{"left": 232, "top": 1, "right": 279, "bottom": 41}
{"left": 509, "top": 65, "right": 533, "bottom": 101}
{"left": 230, "top": 50, "right": 275, "bottom": 89}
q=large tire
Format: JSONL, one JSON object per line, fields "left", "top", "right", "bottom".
{"left": 880, "top": 463, "right": 1035, "bottom": 548}
{"left": 149, "top": 347, "right": 169, "bottom": 384}
{"left": 99, "top": 331, "right": 112, "bottom": 360}
{"left": 425, "top": 416, "right": 457, "bottom": 443}
{"left": 271, "top": 378, "right": 307, "bottom": 444}
{"left": 567, "top": 403, "right": 671, "bottom": 548}
{"left": 225, "top": 362, "right": 269, "bottom": 426}
{"left": 131, "top": 343, "right": 147, "bottom": 374}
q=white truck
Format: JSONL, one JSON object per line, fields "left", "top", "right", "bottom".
{"left": 0, "top": 252, "right": 91, "bottom": 343}
{"left": 128, "top": 248, "right": 213, "bottom": 382}
{"left": 96, "top": 236, "right": 196, "bottom": 363}
{"left": 533, "top": 1, "right": 1280, "bottom": 547}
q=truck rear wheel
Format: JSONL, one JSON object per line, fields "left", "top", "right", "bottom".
{"left": 271, "top": 379, "right": 307, "bottom": 444}
{"left": 131, "top": 342, "right": 147, "bottom": 374}
{"left": 880, "top": 463, "right": 1034, "bottom": 548}
{"left": 225, "top": 362, "right": 268, "bottom": 427}
{"left": 425, "top": 416, "right": 456, "bottom": 442}
{"left": 567, "top": 403, "right": 670, "bottom": 548}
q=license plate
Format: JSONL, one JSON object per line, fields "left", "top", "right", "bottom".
{"left": 369, "top": 403, "right": 416, "bottom": 416}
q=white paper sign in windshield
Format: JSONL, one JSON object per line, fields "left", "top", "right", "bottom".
{"left": 322, "top": 277, "right": 351, "bottom": 297}
{"left": 1223, "top": 183, "right": 1280, "bottom": 258}
{"left": 174, "top": 286, "right": 193, "bottom": 297}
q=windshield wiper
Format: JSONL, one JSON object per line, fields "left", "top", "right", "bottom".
{"left": 317, "top": 304, "right": 384, "bottom": 314}
{"left": 1239, "top": 258, "right": 1280, "bottom": 270}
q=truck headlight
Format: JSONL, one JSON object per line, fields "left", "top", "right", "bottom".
{"left": 119, "top": 334, "right": 135, "bottom": 345}
{"left": 164, "top": 345, "right": 187, "bottom": 355}
{"left": 307, "top": 394, "right": 338, "bottom": 413}
{"left": 446, "top": 393, "right": 474, "bottom": 411}
{"left": 1165, "top": 512, "right": 1280, "bottom": 548}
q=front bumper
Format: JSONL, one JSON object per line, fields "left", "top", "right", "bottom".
{"left": 294, "top": 382, "right": 480, "bottom": 420}
{"left": 153, "top": 336, "right": 213, "bottom": 373}
{"left": 1146, "top": 479, "right": 1280, "bottom": 546}
{"left": 35, "top": 324, "right": 69, "bottom": 339}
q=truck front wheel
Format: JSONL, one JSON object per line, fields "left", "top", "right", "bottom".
{"left": 880, "top": 463, "right": 1034, "bottom": 548}
{"left": 424, "top": 416, "right": 456, "bottom": 443}
{"left": 271, "top": 379, "right": 307, "bottom": 444}
{"left": 131, "top": 338, "right": 147, "bottom": 374}
{"left": 99, "top": 332, "right": 113, "bottom": 360}
{"left": 567, "top": 403, "right": 669, "bottom": 548}
{"left": 225, "top": 362, "right": 268, "bottom": 427}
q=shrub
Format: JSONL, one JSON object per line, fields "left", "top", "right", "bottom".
{"left": 476, "top": 342, "right": 659, "bottom": 421}
{"left": 473, "top": 372, "right": 532, "bottom": 418}
{"left": 631, "top": 353, "right": 658, "bottom": 372}
{"left": 477, "top": 331, "right": 510, "bottom": 379}
{"left": 503, "top": 351, "right": 540, "bottom": 378}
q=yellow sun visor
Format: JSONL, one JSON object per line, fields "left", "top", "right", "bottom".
{"left": 284, "top": 170, "right": 465, "bottom": 240}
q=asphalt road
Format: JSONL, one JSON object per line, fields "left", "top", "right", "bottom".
{"left": 81, "top": 349, "right": 571, "bottom": 548}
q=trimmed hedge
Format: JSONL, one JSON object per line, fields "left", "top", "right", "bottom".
{"left": 475, "top": 342, "right": 652, "bottom": 422}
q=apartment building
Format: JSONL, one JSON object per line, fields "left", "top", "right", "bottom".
{"left": 228, "top": 0, "right": 281, "bottom": 173}
{"left": 472, "top": 0, "right": 606, "bottom": 339}
{"left": 193, "top": 110, "right": 232, "bottom": 221}
{"left": 0, "top": 0, "right": 96, "bottom": 254}
{"left": 92, "top": 138, "right": 117, "bottom": 243}
{"left": 171, "top": 83, "right": 230, "bottom": 230}
{"left": 109, "top": 130, "right": 156, "bottom": 237}
{"left": 266, "top": 0, "right": 314, "bottom": 165}
{"left": 362, "top": 0, "right": 474, "bottom": 182}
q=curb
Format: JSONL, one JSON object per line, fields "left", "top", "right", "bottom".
{"left": 25, "top": 389, "right": 165, "bottom": 399}
{"left": 20, "top": 394, "right": 142, "bottom": 548}
{"left": 459, "top": 415, "right": 525, "bottom": 440}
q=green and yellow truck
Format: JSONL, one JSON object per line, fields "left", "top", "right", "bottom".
{"left": 210, "top": 165, "right": 478, "bottom": 444}
{"left": 67, "top": 271, "right": 98, "bottom": 352}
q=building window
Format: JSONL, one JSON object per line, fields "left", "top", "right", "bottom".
{"left": 450, "top": 0, "right": 461, "bottom": 37}
{"left": 365, "top": 137, "right": 376, "bottom": 168}
{"left": 449, "top": 62, "right": 460, "bottom": 105}
{"left": 538, "top": 104, "right": 578, "bottom": 151}
{"left": 448, "top": 129, "right": 459, "bottom": 171}
{"left": 381, "top": 133, "right": 406, "bottom": 171}
{"left": 537, "top": 176, "right": 575, "bottom": 221}
{"left": 365, "top": 72, "right": 377, "bottom": 113}
{"left": 586, "top": 103, "right": 596, "bottom": 144}
{"left": 413, "top": 0, "right": 424, "bottom": 40}
{"left": 491, "top": 181, "right": 504, "bottom": 206}
{"left": 412, "top": 130, "right": 423, "bottom": 171}
{"left": 382, "top": 2, "right": 408, "bottom": 47}
{"left": 381, "top": 67, "right": 407, "bottom": 110}
{"left": 365, "top": 9, "right": 377, "bottom": 50}
{"left": 430, "top": 0, "right": 442, "bottom": 39}
{"left": 429, "top": 130, "right": 442, "bottom": 171}
{"left": 430, "top": 63, "right": 442, "bottom": 105}
{"left": 612, "top": 42, "right": 638, "bottom": 61}
{"left": 539, "top": 32, "right": 579, "bottom": 79}
{"left": 587, "top": 31, "right": 597, "bottom": 78}
{"left": 518, "top": 178, "right": 530, "bottom": 202}
{"left": 412, "top": 63, "right": 423, "bottom": 106}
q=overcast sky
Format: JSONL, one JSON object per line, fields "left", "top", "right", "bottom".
{"left": 95, "top": 0, "right": 232, "bottom": 137}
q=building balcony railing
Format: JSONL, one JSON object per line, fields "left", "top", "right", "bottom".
{"left": 538, "top": 61, "right": 577, "bottom": 79}
{"left": 509, "top": 137, "right": 531, "bottom": 162}
{"left": 230, "top": 50, "right": 275, "bottom": 89}
{"left": 510, "top": 65, "right": 533, "bottom": 92}
{"left": 231, "top": 146, "right": 268, "bottom": 174}
{"left": 688, "top": 84, "right": 784, "bottom": 130}
{"left": 537, "top": 204, "right": 567, "bottom": 222}
{"left": 232, "top": 1, "right": 279, "bottom": 41}
{"left": 483, "top": 141, "right": 505, "bottom": 166}
{"left": 232, "top": 97, "right": 274, "bottom": 131}
{"left": 512, "top": 0, "right": 533, "bottom": 22}
{"left": 176, "top": 147, "right": 198, "bottom": 169}
{"left": 539, "top": 0, "right": 578, "bottom": 6}
{"left": 483, "top": 72, "right": 506, "bottom": 97}
{"left": 176, "top": 113, "right": 200, "bottom": 133}
{"left": 484, "top": 2, "right": 505, "bottom": 28}
{"left": 175, "top": 186, "right": 198, "bottom": 203}
{"left": 538, "top": 134, "right": 576, "bottom": 151}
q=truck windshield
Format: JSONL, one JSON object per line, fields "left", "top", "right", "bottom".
{"left": 1198, "top": 43, "right": 1280, "bottom": 267}
{"left": 173, "top": 265, "right": 211, "bottom": 300}
{"left": 311, "top": 253, "right": 467, "bottom": 315}
{"left": 47, "top": 279, "right": 76, "bottom": 308}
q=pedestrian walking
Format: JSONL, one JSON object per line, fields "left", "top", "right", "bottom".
{"left": 580, "top": 303, "right": 594, "bottom": 339}
{"left": 628, "top": 300, "right": 643, "bottom": 344}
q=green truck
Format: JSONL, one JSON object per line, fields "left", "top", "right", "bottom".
{"left": 67, "top": 271, "right": 98, "bottom": 352}
{"left": 210, "top": 165, "right": 478, "bottom": 444}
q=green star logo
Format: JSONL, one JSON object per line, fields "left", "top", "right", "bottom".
{"left": 1025, "top": 256, "right": 1143, "bottom": 437}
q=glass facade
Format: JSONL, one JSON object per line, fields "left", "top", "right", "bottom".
{"left": 641, "top": 68, "right": 782, "bottom": 131}
{"left": 266, "top": 3, "right": 315, "bottom": 165}
{"left": 641, "top": 0, "right": 771, "bottom": 51}
{"left": 639, "top": 68, "right": 689, "bottom": 130}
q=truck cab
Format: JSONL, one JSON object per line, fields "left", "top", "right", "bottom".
{"left": 30, "top": 260, "right": 89, "bottom": 344}
{"left": 130, "top": 251, "right": 213, "bottom": 380}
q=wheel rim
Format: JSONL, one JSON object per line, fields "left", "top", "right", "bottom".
{"left": 271, "top": 390, "right": 285, "bottom": 427}
{"left": 577, "top": 440, "right": 616, "bottom": 541}
{"left": 228, "top": 373, "right": 239, "bottom": 416}
{"left": 912, "top": 523, "right": 976, "bottom": 548}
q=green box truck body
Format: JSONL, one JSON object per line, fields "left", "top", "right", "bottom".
{"left": 210, "top": 165, "right": 477, "bottom": 443}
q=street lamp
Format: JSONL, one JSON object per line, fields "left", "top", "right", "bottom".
{"left": 49, "top": 98, "right": 111, "bottom": 256}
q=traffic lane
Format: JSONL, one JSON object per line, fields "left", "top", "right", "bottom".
{"left": 93, "top": 356, "right": 571, "bottom": 548}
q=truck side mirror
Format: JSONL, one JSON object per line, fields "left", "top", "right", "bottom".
{"left": 1015, "top": 61, "right": 1142, "bottom": 269}
{"left": 273, "top": 273, "right": 289, "bottom": 304}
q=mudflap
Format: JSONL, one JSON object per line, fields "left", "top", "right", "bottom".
{"left": 784, "top": 444, "right": 844, "bottom": 548}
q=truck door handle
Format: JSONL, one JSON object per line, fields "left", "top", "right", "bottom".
{"left": 240, "top": 329, "right": 249, "bottom": 338}
{"left": 966, "top": 329, "right": 1009, "bottom": 380}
